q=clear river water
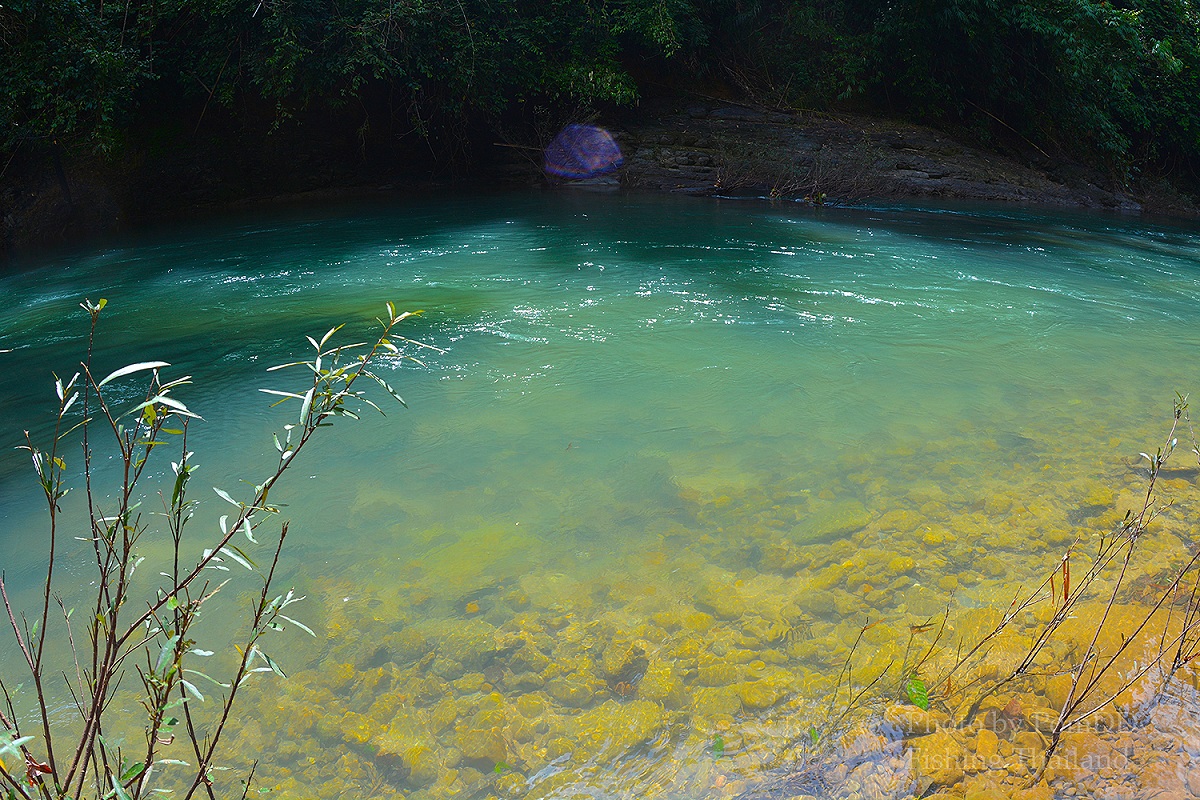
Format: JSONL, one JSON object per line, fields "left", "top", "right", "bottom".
{"left": 2, "top": 191, "right": 1200, "bottom": 800}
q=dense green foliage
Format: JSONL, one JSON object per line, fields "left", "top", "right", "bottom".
{"left": 2, "top": 0, "right": 1199, "bottom": 185}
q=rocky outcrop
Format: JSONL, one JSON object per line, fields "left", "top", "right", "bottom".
{"left": 612, "top": 100, "right": 1146, "bottom": 210}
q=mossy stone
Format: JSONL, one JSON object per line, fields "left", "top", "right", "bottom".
{"left": 638, "top": 659, "right": 680, "bottom": 703}
{"left": 456, "top": 711, "right": 508, "bottom": 765}
{"left": 374, "top": 732, "right": 443, "bottom": 787}
{"left": 736, "top": 680, "right": 787, "bottom": 709}
{"left": 793, "top": 500, "right": 871, "bottom": 544}
{"left": 546, "top": 676, "right": 594, "bottom": 707}
{"left": 697, "top": 661, "right": 739, "bottom": 686}
{"left": 438, "top": 619, "right": 501, "bottom": 671}
{"left": 911, "top": 729, "right": 965, "bottom": 787}
{"left": 566, "top": 700, "right": 664, "bottom": 763}
{"left": 692, "top": 686, "right": 741, "bottom": 717}
{"left": 516, "top": 693, "right": 545, "bottom": 718}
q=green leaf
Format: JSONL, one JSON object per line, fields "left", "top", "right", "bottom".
{"left": 213, "top": 487, "right": 240, "bottom": 506}
{"left": 299, "top": 387, "right": 314, "bottom": 425}
{"left": 0, "top": 734, "right": 34, "bottom": 759}
{"left": 260, "top": 651, "right": 287, "bottom": 678}
{"left": 906, "top": 676, "right": 930, "bottom": 710}
{"left": 109, "top": 774, "right": 134, "bottom": 800}
{"left": 155, "top": 635, "right": 181, "bottom": 676}
{"left": 221, "top": 544, "right": 257, "bottom": 571}
{"left": 809, "top": 725, "right": 819, "bottom": 746}
{"left": 363, "top": 370, "right": 407, "bottom": 408}
{"left": 183, "top": 668, "right": 230, "bottom": 688}
{"left": 319, "top": 324, "right": 344, "bottom": 347}
{"left": 98, "top": 361, "right": 170, "bottom": 388}
{"left": 712, "top": 733, "right": 724, "bottom": 758}
{"left": 277, "top": 614, "right": 315, "bottom": 636}
{"left": 120, "top": 761, "right": 146, "bottom": 783}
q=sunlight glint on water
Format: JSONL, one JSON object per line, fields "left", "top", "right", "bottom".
{"left": 2, "top": 192, "right": 1200, "bottom": 799}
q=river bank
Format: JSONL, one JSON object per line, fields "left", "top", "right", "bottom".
{"left": 3, "top": 98, "right": 1197, "bottom": 260}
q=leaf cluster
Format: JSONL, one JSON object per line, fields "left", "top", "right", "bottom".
{"left": 0, "top": 301, "right": 420, "bottom": 800}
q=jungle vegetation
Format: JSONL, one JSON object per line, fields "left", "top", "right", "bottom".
{"left": 2, "top": 0, "right": 1199, "bottom": 190}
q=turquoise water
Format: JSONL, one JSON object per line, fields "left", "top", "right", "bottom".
{"left": 2, "top": 191, "right": 1200, "bottom": 799}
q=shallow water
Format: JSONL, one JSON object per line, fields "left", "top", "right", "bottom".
{"left": 2, "top": 191, "right": 1200, "bottom": 799}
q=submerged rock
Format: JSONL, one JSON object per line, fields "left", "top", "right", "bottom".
{"left": 792, "top": 500, "right": 871, "bottom": 544}
{"left": 884, "top": 704, "right": 949, "bottom": 736}
{"left": 566, "top": 700, "right": 665, "bottom": 763}
{"left": 910, "top": 728, "right": 966, "bottom": 787}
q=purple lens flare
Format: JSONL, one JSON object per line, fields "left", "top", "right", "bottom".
{"left": 544, "top": 124, "right": 624, "bottom": 179}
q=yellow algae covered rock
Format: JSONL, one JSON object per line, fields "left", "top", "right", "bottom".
{"left": 736, "top": 679, "right": 787, "bottom": 709}
{"left": 795, "top": 588, "right": 837, "bottom": 617}
{"left": 428, "top": 696, "right": 458, "bottom": 733}
{"left": 683, "top": 611, "right": 716, "bottom": 632}
{"left": 508, "top": 642, "right": 551, "bottom": 674}
{"left": 435, "top": 618, "right": 501, "bottom": 671}
{"left": 546, "top": 676, "right": 594, "bottom": 707}
{"left": 887, "top": 556, "right": 916, "bottom": 576}
{"left": 337, "top": 711, "right": 375, "bottom": 745}
{"left": 638, "top": 658, "right": 682, "bottom": 704}
{"left": 832, "top": 589, "right": 866, "bottom": 617}
{"left": 910, "top": 728, "right": 965, "bottom": 787}
{"left": 373, "top": 732, "right": 444, "bottom": 787}
{"left": 494, "top": 771, "right": 527, "bottom": 796}
{"left": 901, "top": 585, "right": 946, "bottom": 617}
{"left": 566, "top": 700, "right": 664, "bottom": 764}
{"left": 516, "top": 693, "right": 545, "bottom": 718}
{"left": 1083, "top": 484, "right": 1115, "bottom": 508}
{"left": 694, "top": 585, "right": 747, "bottom": 620}
{"left": 384, "top": 627, "right": 433, "bottom": 665}
{"left": 692, "top": 686, "right": 742, "bottom": 717}
{"left": 456, "top": 709, "right": 509, "bottom": 765}
{"left": 1010, "top": 785, "right": 1054, "bottom": 800}
{"left": 760, "top": 540, "right": 808, "bottom": 573}
{"left": 974, "top": 728, "right": 999, "bottom": 761}
{"left": 1012, "top": 731, "right": 1045, "bottom": 758}
{"left": 878, "top": 508, "right": 924, "bottom": 533}
{"left": 1137, "top": 760, "right": 1186, "bottom": 797}
{"left": 883, "top": 705, "right": 948, "bottom": 736}
{"left": 1044, "top": 730, "right": 1127, "bottom": 782}
{"left": 793, "top": 499, "right": 871, "bottom": 544}
{"left": 600, "top": 638, "right": 645, "bottom": 679}
{"left": 962, "top": 782, "right": 1007, "bottom": 800}
{"left": 696, "top": 660, "right": 740, "bottom": 686}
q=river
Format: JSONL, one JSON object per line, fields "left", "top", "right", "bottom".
{"left": 1, "top": 191, "right": 1199, "bottom": 799}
